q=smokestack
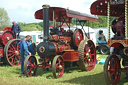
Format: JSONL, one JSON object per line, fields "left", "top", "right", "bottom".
{"left": 42, "top": 5, "right": 50, "bottom": 42}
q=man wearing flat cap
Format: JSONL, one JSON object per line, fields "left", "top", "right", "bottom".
{"left": 11, "top": 21, "right": 21, "bottom": 38}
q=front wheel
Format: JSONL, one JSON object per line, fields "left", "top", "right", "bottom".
{"left": 104, "top": 55, "right": 121, "bottom": 85}
{"left": 24, "top": 55, "right": 37, "bottom": 77}
{"left": 52, "top": 55, "right": 64, "bottom": 78}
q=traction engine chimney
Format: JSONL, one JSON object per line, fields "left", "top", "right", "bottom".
{"left": 42, "top": 5, "right": 50, "bottom": 42}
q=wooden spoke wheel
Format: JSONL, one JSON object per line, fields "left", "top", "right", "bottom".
{"left": 24, "top": 55, "right": 37, "bottom": 77}
{"left": 104, "top": 55, "right": 121, "bottom": 85}
{"left": 78, "top": 39, "right": 96, "bottom": 71}
{"left": 73, "top": 29, "right": 84, "bottom": 49}
{"left": 4, "top": 39, "right": 21, "bottom": 66}
{"left": 52, "top": 55, "right": 64, "bottom": 78}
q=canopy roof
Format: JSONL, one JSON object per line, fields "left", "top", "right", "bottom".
{"left": 90, "top": 0, "right": 125, "bottom": 17}
{"left": 35, "top": 7, "right": 99, "bottom": 23}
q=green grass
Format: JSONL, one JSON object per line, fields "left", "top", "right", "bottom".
{"left": 0, "top": 54, "right": 128, "bottom": 85}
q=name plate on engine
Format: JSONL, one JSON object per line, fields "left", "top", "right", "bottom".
{"left": 110, "top": 0, "right": 124, "bottom": 5}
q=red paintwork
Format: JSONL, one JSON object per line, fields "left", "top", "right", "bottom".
{"left": 6, "top": 39, "right": 20, "bottom": 66}
{"left": 84, "top": 40, "right": 96, "bottom": 71}
{"left": 0, "top": 31, "right": 14, "bottom": 45}
{"left": 108, "top": 40, "right": 127, "bottom": 48}
{"left": 112, "top": 16, "right": 125, "bottom": 37}
{"left": 0, "top": 47, "right": 3, "bottom": 57}
{"left": 35, "top": 7, "right": 99, "bottom": 22}
{"left": 62, "top": 51, "right": 79, "bottom": 61}
{"left": 90, "top": 0, "right": 124, "bottom": 17}
{"left": 54, "top": 56, "right": 64, "bottom": 78}
{"left": 59, "top": 36, "right": 71, "bottom": 43}
{"left": 107, "top": 55, "right": 121, "bottom": 84}
{"left": 52, "top": 42, "right": 71, "bottom": 54}
{"left": 2, "top": 27, "right": 11, "bottom": 31}
{"left": 75, "top": 31, "right": 84, "bottom": 47}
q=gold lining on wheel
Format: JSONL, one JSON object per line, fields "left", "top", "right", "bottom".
{"left": 123, "top": 47, "right": 128, "bottom": 56}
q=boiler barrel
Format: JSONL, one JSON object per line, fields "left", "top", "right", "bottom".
{"left": 37, "top": 42, "right": 56, "bottom": 58}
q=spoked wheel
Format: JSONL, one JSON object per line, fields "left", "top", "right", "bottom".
{"left": 73, "top": 29, "right": 84, "bottom": 49}
{"left": 4, "top": 39, "right": 21, "bottom": 66}
{"left": 78, "top": 39, "right": 96, "bottom": 71}
{"left": 104, "top": 55, "right": 121, "bottom": 85}
{"left": 52, "top": 55, "right": 64, "bottom": 78}
{"left": 24, "top": 55, "right": 37, "bottom": 77}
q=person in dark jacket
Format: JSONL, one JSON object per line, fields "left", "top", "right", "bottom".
{"left": 18, "top": 35, "right": 31, "bottom": 75}
{"left": 11, "top": 21, "right": 21, "bottom": 38}
{"left": 28, "top": 36, "right": 36, "bottom": 55}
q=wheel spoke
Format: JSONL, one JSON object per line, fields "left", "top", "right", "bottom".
{"left": 8, "top": 55, "right": 15, "bottom": 59}
{"left": 27, "top": 67, "right": 33, "bottom": 75}
{"left": 28, "top": 60, "right": 32, "bottom": 65}
{"left": 55, "top": 65, "right": 60, "bottom": 69}
{"left": 11, "top": 44, "right": 16, "bottom": 50}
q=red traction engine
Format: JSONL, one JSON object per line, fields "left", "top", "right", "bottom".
{"left": 0, "top": 27, "right": 20, "bottom": 66}
{"left": 91, "top": 0, "right": 128, "bottom": 84}
{"left": 24, "top": 5, "right": 98, "bottom": 78}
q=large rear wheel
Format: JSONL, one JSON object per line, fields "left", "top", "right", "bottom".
{"left": 4, "top": 39, "right": 21, "bottom": 66}
{"left": 52, "top": 55, "right": 64, "bottom": 78}
{"left": 78, "top": 39, "right": 96, "bottom": 71}
{"left": 73, "top": 29, "right": 84, "bottom": 50}
{"left": 104, "top": 55, "right": 121, "bottom": 85}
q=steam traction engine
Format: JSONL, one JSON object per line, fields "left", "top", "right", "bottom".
{"left": 0, "top": 27, "right": 20, "bottom": 66}
{"left": 91, "top": 0, "right": 128, "bottom": 84}
{"left": 24, "top": 5, "right": 98, "bottom": 78}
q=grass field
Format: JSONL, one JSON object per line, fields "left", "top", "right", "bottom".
{"left": 0, "top": 54, "right": 128, "bottom": 85}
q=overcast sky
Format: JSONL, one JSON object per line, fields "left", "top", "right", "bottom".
{"left": 0, "top": 0, "right": 95, "bottom": 23}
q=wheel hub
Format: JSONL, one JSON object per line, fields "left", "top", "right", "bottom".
{"left": 59, "top": 65, "right": 62, "bottom": 70}
{"left": 15, "top": 51, "right": 19, "bottom": 56}
{"left": 6, "top": 36, "right": 10, "bottom": 41}
{"left": 77, "top": 36, "right": 80, "bottom": 40}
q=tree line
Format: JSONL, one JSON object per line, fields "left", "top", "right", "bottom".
{"left": 0, "top": 7, "right": 116, "bottom": 31}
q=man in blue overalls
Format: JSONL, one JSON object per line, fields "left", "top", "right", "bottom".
{"left": 11, "top": 21, "right": 21, "bottom": 38}
{"left": 19, "top": 35, "right": 31, "bottom": 75}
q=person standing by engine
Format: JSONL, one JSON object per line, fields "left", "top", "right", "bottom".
{"left": 18, "top": 35, "right": 31, "bottom": 75}
{"left": 28, "top": 36, "right": 36, "bottom": 55}
{"left": 11, "top": 21, "right": 21, "bottom": 38}
{"left": 98, "top": 29, "right": 106, "bottom": 41}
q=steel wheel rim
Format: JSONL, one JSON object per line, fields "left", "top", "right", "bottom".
{"left": 7, "top": 40, "right": 20, "bottom": 66}
{"left": 75, "top": 31, "right": 83, "bottom": 47}
{"left": 2, "top": 31, "right": 14, "bottom": 45}
{"left": 55, "top": 57, "right": 64, "bottom": 78}
{"left": 26, "top": 56, "right": 37, "bottom": 77}
{"left": 84, "top": 41, "right": 96, "bottom": 71}
{"left": 107, "top": 56, "right": 121, "bottom": 84}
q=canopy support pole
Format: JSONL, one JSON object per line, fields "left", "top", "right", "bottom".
{"left": 107, "top": 2, "right": 110, "bottom": 40}
{"left": 125, "top": 0, "right": 128, "bottom": 40}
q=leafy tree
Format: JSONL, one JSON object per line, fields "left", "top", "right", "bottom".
{"left": 18, "top": 22, "right": 43, "bottom": 31}
{"left": 0, "top": 8, "right": 10, "bottom": 30}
